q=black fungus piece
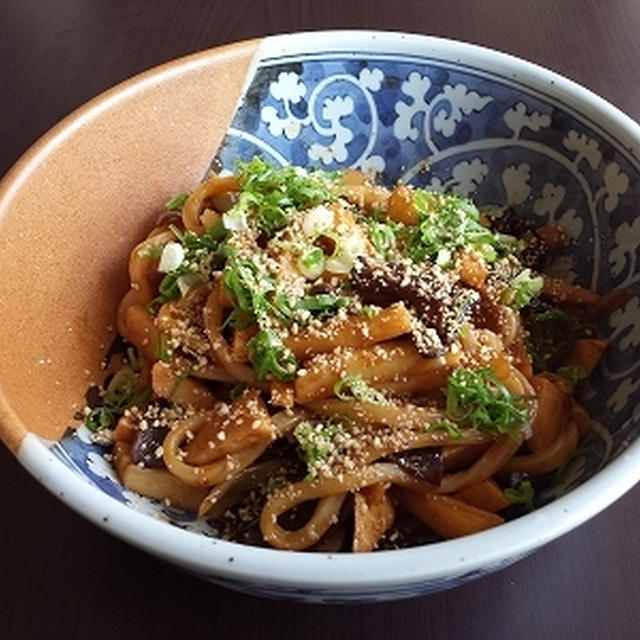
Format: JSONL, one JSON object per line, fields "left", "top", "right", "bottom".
{"left": 101, "top": 334, "right": 129, "bottom": 369}
{"left": 207, "top": 490, "right": 270, "bottom": 548}
{"left": 84, "top": 385, "right": 103, "bottom": 410}
{"left": 308, "top": 280, "right": 333, "bottom": 294}
{"left": 503, "top": 470, "right": 552, "bottom": 497}
{"left": 470, "top": 289, "right": 504, "bottom": 334}
{"left": 312, "top": 493, "right": 355, "bottom": 552}
{"left": 278, "top": 500, "right": 318, "bottom": 531}
{"left": 521, "top": 303, "right": 576, "bottom": 372}
{"left": 491, "top": 206, "right": 529, "bottom": 237}
{"left": 376, "top": 506, "right": 442, "bottom": 549}
{"left": 505, "top": 470, "right": 530, "bottom": 490}
{"left": 261, "top": 441, "right": 308, "bottom": 479}
{"left": 350, "top": 258, "right": 479, "bottom": 356}
{"left": 349, "top": 259, "right": 400, "bottom": 308}
{"left": 387, "top": 447, "right": 443, "bottom": 485}
{"left": 525, "top": 296, "right": 553, "bottom": 315}
{"left": 255, "top": 231, "right": 269, "bottom": 249}
{"left": 131, "top": 425, "right": 170, "bottom": 468}
{"left": 499, "top": 470, "right": 558, "bottom": 520}
{"left": 519, "top": 233, "right": 548, "bottom": 270}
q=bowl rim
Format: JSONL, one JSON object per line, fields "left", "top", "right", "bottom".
{"left": 19, "top": 429, "right": 640, "bottom": 591}
{"left": 3, "top": 29, "right": 640, "bottom": 593}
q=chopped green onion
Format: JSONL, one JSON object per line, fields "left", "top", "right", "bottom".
{"left": 158, "top": 272, "right": 181, "bottom": 300}
{"left": 152, "top": 222, "right": 228, "bottom": 303}
{"left": 85, "top": 366, "right": 150, "bottom": 432}
{"left": 524, "top": 306, "right": 595, "bottom": 373}
{"left": 248, "top": 329, "right": 298, "bottom": 382}
{"left": 426, "top": 419, "right": 463, "bottom": 439}
{"left": 444, "top": 367, "right": 532, "bottom": 437}
{"left": 333, "top": 374, "right": 387, "bottom": 404}
{"left": 367, "top": 220, "right": 398, "bottom": 257}
{"left": 504, "top": 480, "right": 535, "bottom": 510}
{"left": 145, "top": 295, "right": 166, "bottom": 316}
{"left": 556, "top": 365, "right": 587, "bottom": 383}
{"left": 85, "top": 407, "right": 117, "bottom": 433}
{"left": 297, "top": 246, "right": 325, "bottom": 280}
{"left": 103, "top": 368, "right": 138, "bottom": 408}
{"left": 137, "top": 245, "right": 164, "bottom": 259}
{"left": 294, "top": 419, "right": 345, "bottom": 479}
{"left": 156, "top": 331, "right": 173, "bottom": 363}
{"left": 226, "top": 157, "right": 339, "bottom": 237}
{"left": 222, "top": 208, "right": 249, "bottom": 231}
{"left": 476, "top": 243, "right": 497, "bottom": 262}
{"left": 296, "top": 293, "right": 348, "bottom": 318}
{"left": 361, "top": 305, "right": 379, "bottom": 319}
{"left": 165, "top": 192, "right": 190, "bottom": 211}
{"left": 501, "top": 269, "right": 544, "bottom": 310}
{"left": 229, "top": 383, "right": 248, "bottom": 401}
{"left": 435, "top": 248, "right": 453, "bottom": 267}
{"left": 158, "top": 242, "right": 185, "bottom": 273}
{"left": 404, "top": 190, "right": 516, "bottom": 263}
{"left": 222, "top": 256, "right": 275, "bottom": 324}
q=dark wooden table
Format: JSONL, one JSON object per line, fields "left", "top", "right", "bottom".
{"left": 2, "top": 1, "right": 640, "bottom": 638}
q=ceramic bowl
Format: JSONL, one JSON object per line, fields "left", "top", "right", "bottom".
{"left": 1, "top": 31, "right": 639, "bottom": 603}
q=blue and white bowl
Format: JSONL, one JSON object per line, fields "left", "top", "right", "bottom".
{"left": 1, "top": 31, "right": 640, "bottom": 603}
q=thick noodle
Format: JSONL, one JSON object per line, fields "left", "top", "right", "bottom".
{"left": 203, "top": 282, "right": 257, "bottom": 384}
{"left": 260, "top": 463, "right": 435, "bottom": 550}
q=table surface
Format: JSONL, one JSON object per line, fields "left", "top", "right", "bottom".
{"left": 2, "top": 1, "right": 640, "bottom": 638}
